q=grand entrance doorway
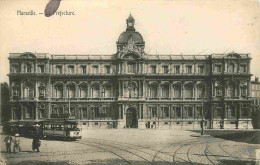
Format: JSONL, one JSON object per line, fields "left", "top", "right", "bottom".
{"left": 126, "top": 107, "right": 138, "bottom": 128}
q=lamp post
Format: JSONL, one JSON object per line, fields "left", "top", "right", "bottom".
{"left": 201, "top": 97, "right": 205, "bottom": 135}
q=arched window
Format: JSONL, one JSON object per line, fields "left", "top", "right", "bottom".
{"left": 173, "top": 83, "right": 181, "bottom": 98}
{"left": 91, "top": 84, "right": 100, "bottom": 98}
{"left": 127, "top": 63, "right": 135, "bottom": 73}
{"left": 197, "top": 84, "right": 205, "bottom": 98}
{"left": 12, "top": 86, "right": 19, "bottom": 97}
{"left": 103, "top": 84, "right": 111, "bottom": 98}
{"left": 162, "top": 83, "right": 169, "bottom": 98}
{"left": 25, "top": 106, "right": 33, "bottom": 119}
{"left": 79, "top": 84, "right": 88, "bottom": 98}
{"left": 67, "top": 84, "right": 75, "bottom": 98}
{"left": 130, "top": 82, "right": 138, "bottom": 97}
{"left": 240, "top": 83, "right": 247, "bottom": 96}
{"left": 229, "top": 63, "right": 235, "bottom": 73}
{"left": 24, "top": 83, "right": 34, "bottom": 98}
{"left": 25, "top": 63, "right": 32, "bottom": 73}
{"left": 149, "top": 83, "right": 158, "bottom": 98}
{"left": 38, "top": 86, "right": 45, "bottom": 98}
{"left": 228, "top": 105, "right": 235, "bottom": 117}
{"left": 185, "top": 83, "right": 193, "bottom": 98}
{"left": 228, "top": 82, "right": 236, "bottom": 97}
{"left": 54, "top": 84, "right": 63, "bottom": 98}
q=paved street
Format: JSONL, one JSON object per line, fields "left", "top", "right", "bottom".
{"left": 1, "top": 129, "right": 260, "bottom": 165}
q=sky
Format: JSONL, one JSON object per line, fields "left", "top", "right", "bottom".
{"left": 0, "top": 0, "right": 259, "bottom": 83}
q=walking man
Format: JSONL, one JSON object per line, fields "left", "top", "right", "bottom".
{"left": 200, "top": 118, "right": 205, "bottom": 135}
{"left": 13, "top": 133, "right": 21, "bottom": 153}
{"left": 4, "top": 135, "right": 12, "bottom": 154}
{"left": 32, "top": 135, "right": 41, "bottom": 152}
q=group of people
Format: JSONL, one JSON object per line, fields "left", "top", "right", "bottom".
{"left": 4, "top": 134, "right": 21, "bottom": 154}
{"left": 4, "top": 128, "right": 41, "bottom": 153}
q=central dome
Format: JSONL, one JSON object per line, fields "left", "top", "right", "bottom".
{"left": 118, "top": 31, "right": 144, "bottom": 44}
{"left": 117, "top": 14, "right": 144, "bottom": 44}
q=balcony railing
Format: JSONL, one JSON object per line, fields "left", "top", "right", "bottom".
{"left": 51, "top": 97, "right": 117, "bottom": 101}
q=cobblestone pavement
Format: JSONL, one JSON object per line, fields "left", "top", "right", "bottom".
{"left": 1, "top": 129, "right": 260, "bottom": 165}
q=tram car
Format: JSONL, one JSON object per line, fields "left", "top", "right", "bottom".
{"left": 42, "top": 118, "right": 82, "bottom": 140}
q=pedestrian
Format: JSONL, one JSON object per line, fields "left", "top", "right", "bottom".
{"left": 32, "top": 135, "right": 41, "bottom": 152}
{"left": 4, "top": 135, "right": 12, "bottom": 154}
{"left": 13, "top": 133, "right": 21, "bottom": 153}
{"left": 200, "top": 119, "right": 204, "bottom": 135}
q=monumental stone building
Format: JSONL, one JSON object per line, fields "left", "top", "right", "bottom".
{"left": 8, "top": 15, "right": 253, "bottom": 129}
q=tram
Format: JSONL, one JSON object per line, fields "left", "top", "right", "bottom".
{"left": 42, "top": 118, "right": 82, "bottom": 140}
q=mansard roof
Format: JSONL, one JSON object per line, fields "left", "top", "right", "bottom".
{"left": 9, "top": 52, "right": 251, "bottom": 61}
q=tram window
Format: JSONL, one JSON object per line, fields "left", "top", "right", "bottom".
{"left": 83, "top": 123, "right": 86, "bottom": 125}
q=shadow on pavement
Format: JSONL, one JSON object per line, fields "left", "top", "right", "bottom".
{"left": 219, "top": 159, "right": 256, "bottom": 165}
{"left": 8, "top": 160, "right": 71, "bottom": 165}
{"left": 7, "top": 159, "right": 214, "bottom": 165}
{"left": 190, "top": 130, "right": 260, "bottom": 144}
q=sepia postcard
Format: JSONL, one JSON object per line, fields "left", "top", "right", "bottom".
{"left": 0, "top": 0, "right": 260, "bottom": 164}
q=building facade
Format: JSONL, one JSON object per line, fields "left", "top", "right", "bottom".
{"left": 251, "top": 77, "right": 260, "bottom": 129}
{"left": 8, "top": 15, "right": 253, "bottom": 129}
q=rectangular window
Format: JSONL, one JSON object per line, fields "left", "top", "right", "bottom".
{"left": 38, "top": 109, "right": 43, "bottom": 119}
{"left": 81, "top": 65, "right": 86, "bottom": 74}
{"left": 216, "top": 86, "right": 222, "bottom": 96}
{"left": 93, "top": 107, "right": 99, "bottom": 117}
{"left": 12, "top": 65, "right": 20, "bottom": 73}
{"left": 26, "top": 108, "right": 32, "bottom": 119}
{"left": 240, "top": 65, "right": 247, "bottom": 73}
{"left": 70, "top": 107, "right": 75, "bottom": 116}
{"left": 175, "top": 65, "right": 180, "bottom": 74}
{"left": 198, "top": 65, "right": 204, "bottom": 74}
{"left": 163, "top": 66, "right": 169, "bottom": 74}
{"left": 187, "top": 65, "right": 192, "bottom": 74}
{"left": 150, "top": 107, "right": 157, "bottom": 117}
{"left": 105, "top": 66, "right": 111, "bottom": 74}
{"left": 38, "top": 65, "right": 45, "bottom": 73}
{"left": 215, "top": 65, "right": 222, "bottom": 73}
{"left": 68, "top": 65, "right": 74, "bottom": 74}
{"left": 82, "top": 109, "right": 87, "bottom": 118}
{"left": 175, "top": 107, "right": 181, "bottom": 117}
{"left": 151, "top": 65, "right": 157, "bottom": 74}
{"left": 229, "top": 64, "right": 235, "bottom": 73}
{"left": 26, "top": 64, "right": 32, "bottom": 73}
{"left": 93, "top": 65, "right": 99, "bottom": 74}
{"left": 161, "top": 107, "right": 169, "bottom": 118}
{"left": 127, "top": 63, "right": 135, "bottom": 73}
{"left": 56, "top": 66, "right": 62, "bottom": 74}
{"left": 187, "top": 107, "right": 193, "bottom": 117}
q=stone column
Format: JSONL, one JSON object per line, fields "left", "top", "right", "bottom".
{"left": 35, "top": 103, "right": 38, "bottom": 120}
{"left": 170, "top": 82, "right": 173, "bottom": 100}
{"left": 193, "top": 83, "right": 196, "bottom": 99}
{"left": 181, "top": 82, "right": 184, "bottom": 99}
{"left": 158, "top": 82, "right": 161, "bottom": 100}
{"left": 21, "top": 104, "right": 24, "bottom": 120}
{"left": 99, "top": 83, "right": 103, "bottom": 98}
{"left": 75, "top": 83, "right": 79, "bottom": 98}
{"left": 247, "top": 80, "right": 251, "bottom": 97}
{"left": 47, "top": 103, "right": 51, "bottom": 118}
{"left": 11, "top": 107, "right": 14, "bottom": 120}
{"left": 63, "top": 83, "right": 67, "bottom": 98}
{"left": 88, "top": 85, "right": 91, "bottom": 98}
{"left": 35, "top": 81, "right": 38, "bottom": 99}
{"left": 20, "top": 81, "right": 23, "bottom": 98}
